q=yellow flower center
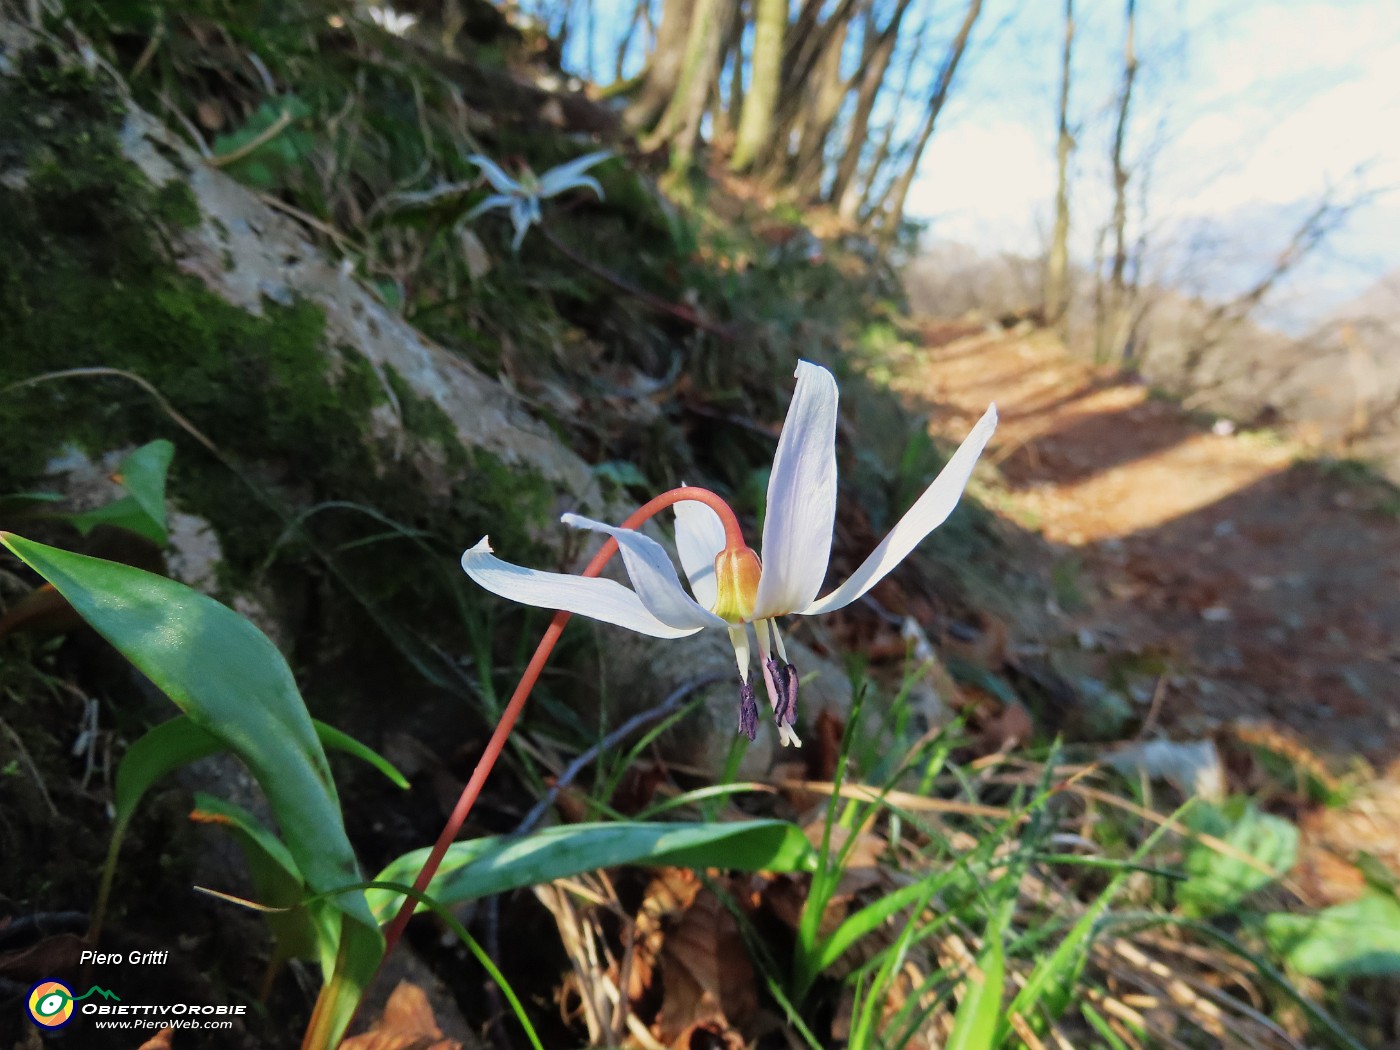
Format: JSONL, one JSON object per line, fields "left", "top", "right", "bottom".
{"left": 711, "top": 545, "right": 762, "bottom": 623}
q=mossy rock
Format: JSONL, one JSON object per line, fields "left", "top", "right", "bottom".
{"left": 0, "top": 44, "right": 588, "bottom": 689}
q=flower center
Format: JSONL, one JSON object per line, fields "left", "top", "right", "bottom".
{"left": 711, "top": 545, "right": 762, "bottom": 623}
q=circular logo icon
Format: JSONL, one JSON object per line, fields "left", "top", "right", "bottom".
{"left": 27, "top": 980, "right": 76, "bottom": 1028}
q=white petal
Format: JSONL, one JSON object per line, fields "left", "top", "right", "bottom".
{"left": 537, "top": 151, "right": 611, "bottom": 199}
{"left": 461, "top": 538, "right": 700, "bottom": 639}
{"left": 468, "top": 154, "right": 519, "bottom": 194}
{"left": 803, "top": 404, "right": 998, "bottom": 616}
{"left": 509, "top": 199, "right": 533, "bottom": 251}
{"left": 674, "top": 499, "right": 727, "bottom": 609}
{"left": 753, "top": 361, "right": 839, "bottom": 619}
{"left": 465, "top": 193, "right": 513, "bottom": 221}
{"left": 562, "top": 514, "right": 728, "bottom": 630}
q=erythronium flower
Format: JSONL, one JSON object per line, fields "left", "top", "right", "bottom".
{"left": 462, "top": 361, "right": 997, "bottom": 747}
{"left": 466, "top": 150, "right": 611, "bottom": 250}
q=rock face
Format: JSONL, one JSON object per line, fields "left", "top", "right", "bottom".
{"left": 0, "top": 27, "right": 853, "bottom": 774}
{"left": 115, "top": 105, "right": 592, "bottom": 501}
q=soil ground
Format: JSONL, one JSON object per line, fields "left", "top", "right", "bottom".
{"left": 903, "top": 323, "right": 1400, "bottom": 897}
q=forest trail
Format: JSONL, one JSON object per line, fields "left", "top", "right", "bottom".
{"left": 892, "top": 324, "right": 1400, "bottom": 894}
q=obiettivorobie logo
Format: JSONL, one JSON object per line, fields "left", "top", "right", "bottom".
{"left": 26, "top": 980, "right": 120, "bottom": 1028}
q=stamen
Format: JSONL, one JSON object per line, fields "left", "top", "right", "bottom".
{"left": 764, "top": 657, "right": 799, "bottom": 726}
{"left": 738, "top": 678, "right": 759, "bottom": 740}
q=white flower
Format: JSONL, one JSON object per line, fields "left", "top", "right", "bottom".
{"left": 465, "top": 151, "right": 611, "bottom": 251}
{"left": 462, "top": 361, "right": 997, "bottom": 746}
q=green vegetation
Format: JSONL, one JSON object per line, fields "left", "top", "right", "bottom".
{"left": 0, "top": 4, "right": 1395, "bottom": 1050}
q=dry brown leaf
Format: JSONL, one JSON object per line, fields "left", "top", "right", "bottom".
{"left": 801, "top": 823, "right": 888, "bottom": 899}
{"left": 807, "top": 710, "right": 845, "bottom": 782}
{"left": 341, "top": 981, "right": 461, "bottom": 1050}
{"left": 656, "top": 888, "right": 757, "bottom": 1043}
{"left": 673, "top": 1017, "right": 747, "bottom": 1050}
{"left": 611, "top": 760, "right": 670, "bottom": 816}
{"left": 629, "top": 868, "right": 703, "bottom": 1003}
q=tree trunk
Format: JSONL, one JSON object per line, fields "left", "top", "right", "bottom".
{"left": 730, "top": 0, "right": 786, "bottom": 171}
{"left": 624, "top": 0, "right": 698, "bottom": 133}
{"left": 789, "top": 17, "right": 850, "bottom": 197}
{"left": 640, "top": 0, "right": 739, "bottom": 168}
{"left": 827, "top": 0, "right": 912, "bottom": 210}
{"left": 843, "top": 11, "right": 928, "bottom": 223}
{"left": 709, "top": 8, "right": 744, "bottom": 148}
{"left": 1110, "top": 0, "right": 1137, "bottom": 299}
{"left": 1096, "top": 0, "right": 1137, "bottom": 361}
{"left": 768, "top": 0, "right": 860, "bottom": 173}
{"left": 877, "top": 0, "right": 983, "bottom": 246}
{"left": 1044, "top": 0, "right": 1074, "bottom": 333}
{"left": 613, "top": 0, "right": 650, "bottom": 83}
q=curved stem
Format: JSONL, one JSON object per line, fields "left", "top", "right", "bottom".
{"left": 378, "top": 486, "right": 745, "bottom": 959}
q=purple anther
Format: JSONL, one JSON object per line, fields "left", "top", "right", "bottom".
{"left": 738, "top": 677, "right": 759, "bottom": 740}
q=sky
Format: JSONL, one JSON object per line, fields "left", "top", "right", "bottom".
{"left": 904, "top": 0, "right": 1400, "bottom": 330}
{"left": 524, "top": 0, "right": 1400, "bottom": 330}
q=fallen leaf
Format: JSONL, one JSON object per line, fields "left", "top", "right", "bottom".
{"left": 341, "top": 981, "right": 461, "bottom": 1050}
{"left": 675, "top": 1017, "right": 746, "bottom": 1049}
{"left": 628, "top": 868, "right": 702, "bottom": 1004}
{"left": 656, "top": 888, "right": 756, "bottom": 1043}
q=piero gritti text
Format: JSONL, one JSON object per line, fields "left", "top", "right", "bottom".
{"left": 80, "top": 950, "right": 171, "bottom": 965}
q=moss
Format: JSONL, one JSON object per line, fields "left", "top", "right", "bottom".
{"left": 0, "top": 48, "right": 551, "bottom": 661}
{"left": 382, "top": 363, "right": 553, "bottom": 554}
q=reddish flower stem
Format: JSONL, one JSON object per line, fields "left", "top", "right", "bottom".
{"left": 379, "top": 486, "right": 745, "bottom": 959}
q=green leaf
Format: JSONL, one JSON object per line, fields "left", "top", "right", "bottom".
{"left": 314, "top": 722, "right": 409, "bottom": 789}
{"left": 212, "top": 96, "right": 314, "bottom": 190}
{"left": 114, "top": 716, "right": 404, "bottom": 836}
{"left": 368, "top": 820, "right": 814, "bottom": 920}
{"left": 945, "top": 929, "right": 1004, "bottom": 1050}
{"left": 114, "top": 717, "right": 225, "bottom": 830}
{"left": 1265, "top": 892, "right": 1400, "bottom": 978}
{"left": 1178, "top": 801, "right": 1298, "bottom": 917}
{"left": 69, "top": 440, "right": 174, "bottom": 544}
{"left": 0, "top": 535, "right": 382, "bottom": 990}
{"left": 591, "top": 460, "right": 648, "bottom": 489}
{"left": 190, "top": 793, "right": 326, "bottom": 966}
{"left": 70, "top": 495, "right": 166, "bottom": 545}
{"left": 113, "top": 440, "right": 173, "bottom": 535}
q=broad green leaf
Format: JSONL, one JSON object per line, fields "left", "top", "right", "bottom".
{"left": 368, "top": 820, "right": 815, "bottom": 919}
{"left": 945, "top": 930, "right": 1004, "bottom": 1050}
{"left": 212, "top": 96, "right": 314, "bottom": 190}
{"left": 1178, "top": 801, "right": 1298, "bottom": 917}
{"left": 1265, "top": 892, "right": 1400, "bottom": 978}
{"left": 114, "top": 717, "right": 226, "bottom": 831}
{"left": 0, "top": 536, "right": 381, "bottom": 980}
{"left": 115, "top": 716, "right": 404, "bottom": 835}
{"left": 591, "top": 460, "right": 648, "bottom": 488}
{"left": 112, "top": 440, "right": 174, "bottom": 535}
{"left": 70, "top": 496, "right": 166, "bottom": 545}
{"left": 190, "top": 793, "right": 325, "bottom": 966}
{"left": 70, "top": 441, "right": 174, "bottom": 544}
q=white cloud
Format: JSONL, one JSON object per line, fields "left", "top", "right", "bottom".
{"left": 905, "top": 120, "right": 1055, "bottom": 252}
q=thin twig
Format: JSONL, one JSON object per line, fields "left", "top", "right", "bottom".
{"left": 514, "top": 673, "right": 723, "bottom": 836}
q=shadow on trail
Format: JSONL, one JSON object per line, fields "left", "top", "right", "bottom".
{"left": 995, "top": 400, "right": 1196, "bottom": 490}
{"left": 1074, "top": 461, "right": 1400, "bottom": 763}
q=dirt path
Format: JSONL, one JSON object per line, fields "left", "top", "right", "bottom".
{"left": 907, "top": 325, "right": 1400, "bottom": 772}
